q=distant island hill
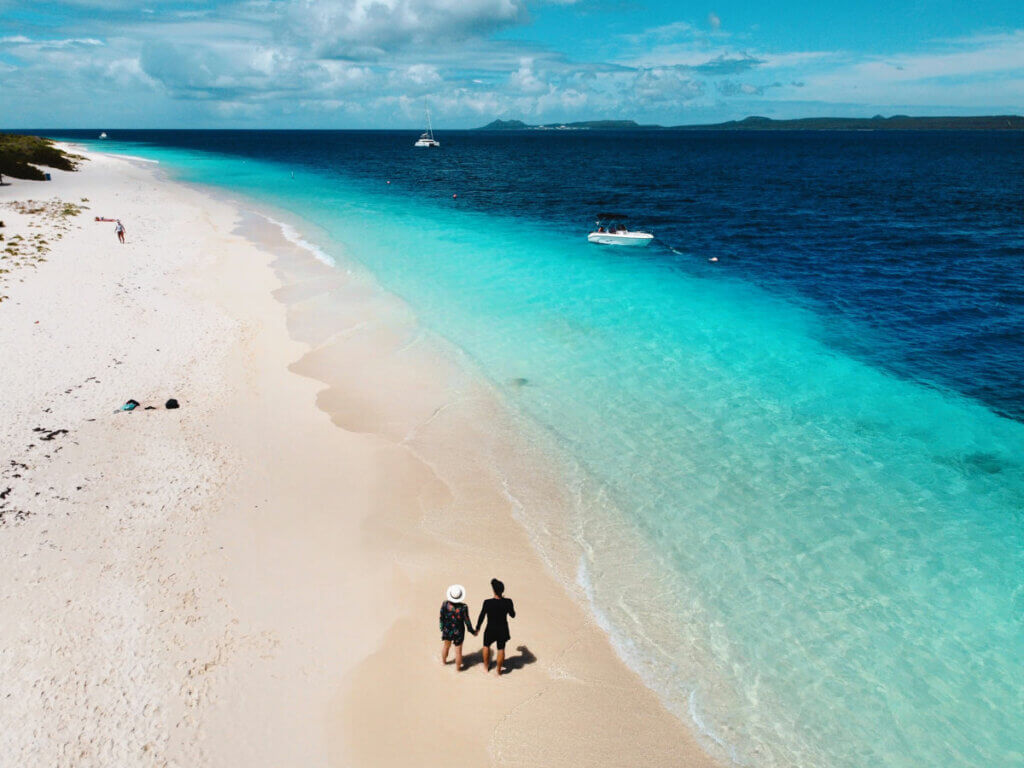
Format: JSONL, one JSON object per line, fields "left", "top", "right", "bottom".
{"left": 477, "top": 115, "right": 1024, "bottom": 131}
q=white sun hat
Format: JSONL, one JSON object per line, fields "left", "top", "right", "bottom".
{"left": 446, "top": 584, "right": 466, "bottom": 603}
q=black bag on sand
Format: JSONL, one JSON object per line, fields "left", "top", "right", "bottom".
{"left": 165, "top": 398, "right": 179, "bottom": 409}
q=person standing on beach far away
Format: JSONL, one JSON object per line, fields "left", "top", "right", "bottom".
{"left": 476, "top": 578, "right": 515, "bottom": 676}
{"left": 115, "top": 219, "right": 125, "bottom": 244}
{"left": 440, "top": 584, "right": 476, "bottom": 671}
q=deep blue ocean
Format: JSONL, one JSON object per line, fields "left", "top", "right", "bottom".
{"left": 48, "top": 129, "right": 1024, "bottom": 767}
{"left": 52, "top": 129, "right": 1024, "bottom": 420}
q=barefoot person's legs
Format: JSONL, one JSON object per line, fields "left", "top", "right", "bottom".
{"left": 496, "top": 643, "right": 506, "bottom": 676}
{"left": 478, "top": 579, "right": 515, "bottom": 678}
{"left": 455, "top": 642, "right": 464, "bottom": 671}
{"left": 441, "top": 639, "right": 452, "bottom": 664}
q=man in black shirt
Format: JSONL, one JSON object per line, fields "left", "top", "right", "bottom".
{"left": 476, "top": 578, "right": 516, "bottom": 676}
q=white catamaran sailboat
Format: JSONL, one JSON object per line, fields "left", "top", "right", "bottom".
{"left": 414, "top": 110, "right": 440, "bottom": 148}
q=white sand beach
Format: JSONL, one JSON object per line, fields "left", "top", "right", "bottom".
{"left": 0, "top": 148, "right": 719, "bottom": 767}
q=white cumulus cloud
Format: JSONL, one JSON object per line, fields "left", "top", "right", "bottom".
{"left": 284, "top": 0, "right": 525, "bottom": 59}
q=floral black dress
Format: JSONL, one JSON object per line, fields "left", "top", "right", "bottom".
{"left": 439, "top": 600, "right": 474, "bottom": 646}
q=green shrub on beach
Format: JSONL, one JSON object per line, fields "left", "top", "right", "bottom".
{"left": 0, "top": 134, "right": 82, "bottom": 181}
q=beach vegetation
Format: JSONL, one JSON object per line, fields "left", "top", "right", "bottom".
{"left": 1, "top": 198, "right": 82, "bottom": 296}
{"left": 0, "top": 134, "right": 83, "bottom": 181}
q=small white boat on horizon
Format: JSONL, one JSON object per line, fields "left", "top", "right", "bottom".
{"left": 414, "top": 110, "right": 440, "bottom": 148}
{"left": 587, "top": 214, "right": 653, "bottom": 247}
{"left": 99, "top": 132, "right": 108, "bottom": 139}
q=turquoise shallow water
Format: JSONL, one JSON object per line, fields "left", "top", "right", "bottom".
{"left": 82, "top": 139, "right": 1023, "bottom": 767}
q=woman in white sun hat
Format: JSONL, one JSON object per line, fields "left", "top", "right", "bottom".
{"left": 440, "top": 584, "right": 477, "bottom": 670}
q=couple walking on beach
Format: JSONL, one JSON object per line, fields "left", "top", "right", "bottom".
{"left": 440, "top": 578, "right": 515, "bottom": 675}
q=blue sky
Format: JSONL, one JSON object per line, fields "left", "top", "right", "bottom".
{"left": 1, "top": 0, "right": 1021, "bottom": 127}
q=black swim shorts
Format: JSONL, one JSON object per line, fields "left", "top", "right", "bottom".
{"left": 483, "top": 631, "right": 507, "bottom": 651}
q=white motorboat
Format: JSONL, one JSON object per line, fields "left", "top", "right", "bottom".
{"left": 587, "top": 214, "right": 653, "bottom": 246}
{"left": 414, "top": 109, "right": 440, "bottom": 148}
{"left": 99, "top": 132, "right": 108, "bottom": 139}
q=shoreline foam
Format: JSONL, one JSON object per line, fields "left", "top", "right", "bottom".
{"left": 235, "top": 208, "right": 725, "bottom": 767}
{"left": 250, "top": 205, "right": 750, "bottom": 765}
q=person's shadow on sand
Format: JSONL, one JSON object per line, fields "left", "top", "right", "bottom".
{"left": 459, "top": 649, "right": 484, "bottom": 670}
{"left": 501, "top": 645, "right": 537, "bottom": 674}
{"left": 459, "top": 646, "right": 537, "bottom": 675}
